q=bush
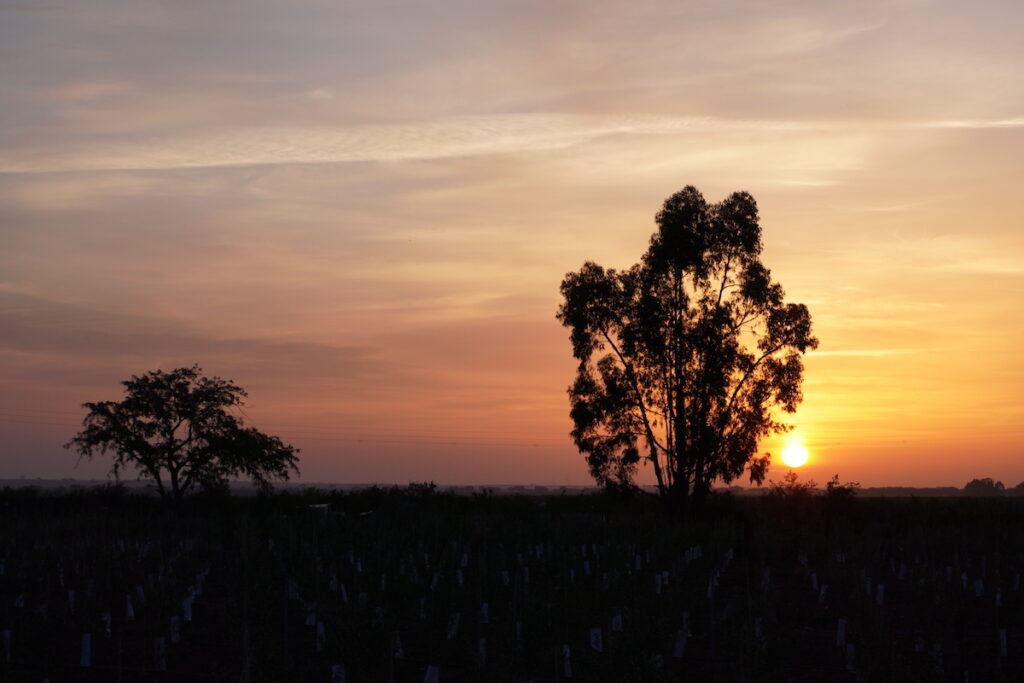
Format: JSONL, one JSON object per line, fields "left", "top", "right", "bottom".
{"left": 825, "top": 474, "right": 860, "bottom": 501}
{"left": 766, "top": 471, "right": 817, "bottom": 502}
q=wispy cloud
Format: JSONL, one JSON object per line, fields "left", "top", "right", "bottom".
{"left": 0, "top": 114, "right": 824, "bottom": 173}
{"left": 0, "top": 291, "right": 379, "bottom": 385}
{"left": 4, "top": 114, "right": 1023, "bottom": 174}
{"left": 918, "top": 118, "right": 1024, "bottom": 130}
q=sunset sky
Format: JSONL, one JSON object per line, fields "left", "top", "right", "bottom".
{"left": 2, "top": 1, "right": 1022, "bottom": 486}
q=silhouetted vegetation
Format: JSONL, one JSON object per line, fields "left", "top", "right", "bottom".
{"left": 558, "top": 186, "right": 817, "bottom": 513}
{"left": 767, "top": 471, "right": 817, "bottom": 502}
{"left": 963, "top": 478, "right": 1007, "bottom": 497}
{"left": 826, "top": 474, "right": 861, "bottom": 501}
{"left": 65, "top": 366, "right": 299, "bottom": 501}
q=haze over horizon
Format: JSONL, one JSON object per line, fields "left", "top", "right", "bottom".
{"left": 2, "top": 1, "right": 1023, "bottom": 487}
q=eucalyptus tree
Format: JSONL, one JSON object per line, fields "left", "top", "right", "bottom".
{"left": 557, "top": 186, "right": 817, "bottom": 509}
{"left": 67, "top": 365, "right": 299, "bottom": 500}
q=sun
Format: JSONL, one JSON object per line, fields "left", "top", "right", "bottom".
{"left": 781, "top": 442, "right": 810, "bottom": 468}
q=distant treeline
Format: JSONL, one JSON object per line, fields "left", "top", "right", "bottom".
{"left": 2, "top": 477, "right": 1024, "bottom": 498}
{"left": 726, "top": 478, "right": 1024, "bottom": 498}
{"left": 960, "top": 478, "right": 1024, "bottom": 497}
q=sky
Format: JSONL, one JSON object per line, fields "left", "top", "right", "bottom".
{"left": 1, "top": 0, "right": 1022, "bottom": 487}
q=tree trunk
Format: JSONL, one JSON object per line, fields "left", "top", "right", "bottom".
{"left": 663, "top": 478, "right": 689, "bottom": 518}
{"left": 691, "top": 479, "right": 711, "bottom": 510}
{"left": 148, "top": 467, "right": 168, "bottom": 499}
{"left": 169, "top": 468, "right": 182, "bottom": 502}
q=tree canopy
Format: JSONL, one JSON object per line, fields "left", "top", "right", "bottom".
{"left": 962, "top": 477, "right": 1005, "bottom": 496}
{"left": 557, "top": 186, "right": 817, "bottom": 509}
{"left": 66, "top": 366, "right": 299, "bottom": 500}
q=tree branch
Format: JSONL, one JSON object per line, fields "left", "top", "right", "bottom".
{"left": 723, "top": 343, "right": 785, "bottom": 418}
{"left": 600, "top": 330, "right": 669, "bottom": 456}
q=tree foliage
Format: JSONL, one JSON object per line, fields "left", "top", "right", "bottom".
{"left": 557, "top": 186, "right": 817, "bottom": 508}
{"left": 962, "top": 477, "right": 1005, "bottom": 496}
{"left": 66, "top": 366, "right": 299, "bottom": 500}
{"left": 825, "top": 474, "right": 860, "bottom": 501}
{"left": 766, "top": 471, "right": 818, "bottom": 502}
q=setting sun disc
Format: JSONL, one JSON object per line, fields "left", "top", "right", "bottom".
{"left": 781, "top": 443, "right": 809, "bottom": 468}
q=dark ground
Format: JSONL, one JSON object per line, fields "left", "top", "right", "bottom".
{"left": 1, "top": 486, "right": 1022, "bottom": 681}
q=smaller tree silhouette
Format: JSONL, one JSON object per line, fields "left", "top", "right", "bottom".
{"left": 66, "top": 366, "right": 299, "bottom": 500}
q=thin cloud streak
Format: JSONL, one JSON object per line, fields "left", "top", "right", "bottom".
{"left": 3, "top": 114, "right": 1024, "bottom": 174}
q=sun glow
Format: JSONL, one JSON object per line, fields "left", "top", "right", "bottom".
{"left": 781, "top": 442, "right": 810, "bottom": 468}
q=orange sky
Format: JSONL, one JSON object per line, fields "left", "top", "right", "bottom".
{"left": 1, "top": 1, "right": 1022, "bottom": 486}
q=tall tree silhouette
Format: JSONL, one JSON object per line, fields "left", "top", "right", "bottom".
{"left": 66, "top": 366, "right": 299, "bottom": 500}
{"left": 557, "top": 186, "right": 817, "bottom": 509}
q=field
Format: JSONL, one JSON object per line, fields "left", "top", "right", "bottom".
{"left": 1, "top": 486, "right": 1023, "bottom": 681}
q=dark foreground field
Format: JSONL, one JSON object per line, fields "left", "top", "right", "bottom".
{"left": 1, "top": 487, "right": 1023, "bottom": 682}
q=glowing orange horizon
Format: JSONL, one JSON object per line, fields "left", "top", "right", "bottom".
{"left": 1, "top": 2, "right": 1022, "bottom": 487}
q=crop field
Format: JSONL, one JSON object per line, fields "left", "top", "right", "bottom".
{"left": 1, "top": 487, "right": 1023, "bottom": 681}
